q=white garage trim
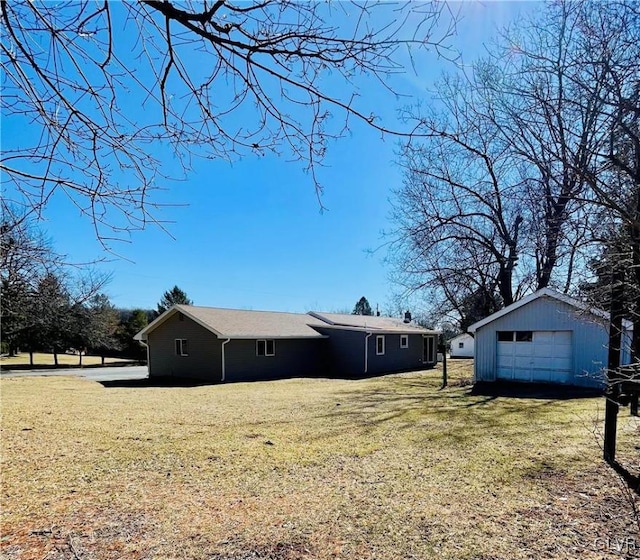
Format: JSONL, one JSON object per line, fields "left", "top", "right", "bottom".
{"left": 496, "top": 330, "right": 573, "bottom": 384}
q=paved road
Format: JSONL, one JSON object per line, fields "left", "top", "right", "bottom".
{"left": 0, "top": 365, "right": 148, "bottom": 382}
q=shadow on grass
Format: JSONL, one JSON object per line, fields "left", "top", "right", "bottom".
{"left": 308, "top": 374, "right": 605, "bottom": 441}
{"left": 470, "top": 381, "right": 603, "bottom": 400}
{"left": 97, "top": 367, "right": 439, "bottom": 389}
{"left": 609, "top": 460, "right": 640, "bottom": 497}
{"left": 99, "top": 377, "right": 218, "bottom": 388}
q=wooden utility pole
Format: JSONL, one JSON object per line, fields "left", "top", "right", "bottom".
{"left": 604, "top": 267, "right": 625, "bottom": 463}
{"left": 441, "top": 343, "right": 448, "bottom": 389}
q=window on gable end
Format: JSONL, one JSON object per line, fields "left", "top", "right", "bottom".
{"left": 175, "top": 339, "right": 188, "bottom": 356}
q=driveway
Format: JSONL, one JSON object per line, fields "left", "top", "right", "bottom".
{"left": 0, "top": 365, "right": 148, "bottom": 382}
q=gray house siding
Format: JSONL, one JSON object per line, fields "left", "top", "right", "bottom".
{"left": 314, "top": 327, "right": 367, "bottom": 376}
{"left": 223, "top": 338, "right": 329, "bottom": 382}
{"left": 143, "top": 310, "right": 438, "bottom": 382}
{"left": 366, "top": 333, "right": 432, "bottom": 375}
{"left": 147, "top": 313, "right": 222, "bottom": 380}
{"left": 474, "top": 297, "right": 609, "bottom": 388}
{"left": 315, "top": 328, "right": 436, "bottom": 376}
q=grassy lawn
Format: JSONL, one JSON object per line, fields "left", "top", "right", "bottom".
{"left": 1, "top": 361, "right": 638, "bottom": 559}
{"left": 1, "top": 352, "right": 132, "bottom": 369}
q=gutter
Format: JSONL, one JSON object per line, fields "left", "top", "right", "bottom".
{"left": 364, "top": 332, "right": 372, "bottom": 374}
{"left": 221, "top": 338, "right": 231, "bottom": 382}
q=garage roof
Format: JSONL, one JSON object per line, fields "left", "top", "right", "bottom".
{"left": 467, "top": 288, "right": 631, "bottom": 333}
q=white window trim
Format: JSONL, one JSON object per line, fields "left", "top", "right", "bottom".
{"left": 400, "top": 335, "right": 409, "bottom": 349}
{"left": 257, "top": 339, "right": 276, "bottom": 357}
{"left": 175, "top": 338, "right": 188, "bottom": 356}
{"left": 376, "top": 335, "right": 385, "bottom": 355}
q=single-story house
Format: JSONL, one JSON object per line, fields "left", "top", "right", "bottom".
{"left": 308, "top": 311, "right": 439, "bottom": 377}
{"left": 134, "top": 306, "right": 440, "bottom": 382}
{"left": 449, "top": 333, "right": 474, "bottom": 359}
{"left": 468, "top": 288, "right": 632, "bottom": 388}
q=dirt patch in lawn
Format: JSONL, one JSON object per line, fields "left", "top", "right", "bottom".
{"left": 1, "top": 365, "right": 638, "bottom": 559}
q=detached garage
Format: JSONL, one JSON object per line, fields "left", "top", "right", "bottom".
{"left": 468, "top": 288, "right": 631, "bottom": 388}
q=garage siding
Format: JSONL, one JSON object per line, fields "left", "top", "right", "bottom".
{"left": 474, "top": 297, "right": 609, "bottom": 388}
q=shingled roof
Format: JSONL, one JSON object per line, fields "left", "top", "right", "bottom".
{"left": 308, "top": 312, "right": 439, "bottom": 334}
{"left": 136, "top": 305, "right": 440, "bottom": 341}
{"left": 136, "top": 305, "right": 328, "bottom": 340}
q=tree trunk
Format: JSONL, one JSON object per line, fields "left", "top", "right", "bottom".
{"left": 101, "top": 355, "right": 105, "bottom": 366}
{"left": 79, "top": 351, "right": 83, "bottom": 367}
{"left": 53, "top": 349, "right": 59, "bottom": 367}
{"left": 29, "top": 351, "right": 34, "bottom": 366}
{"left": 497, "top": 265, "right": 514, "bottom": 307}
{"left": 632, "top": 201, "right": 640, "bottom": 361}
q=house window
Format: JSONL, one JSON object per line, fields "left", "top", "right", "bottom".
{"left": 376, "top": 335, "right": 385, "bottom": 355}
{"left": 257, "top": 339, "right": 275, "bottom": 357}
{"left": 175, "top": 339, "right": 188, "bottom": 356}
{"left": 497, "top": 331, "right": 514, "bottom": 342}
{"left": 458, "top": 342, "right": 464, "bottom": 349}
{"left": 400, "top": 335, "right": 409, "bottom": 349}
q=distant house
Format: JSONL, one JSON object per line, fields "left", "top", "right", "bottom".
{"left": 449, "top": 333, "right": 474, "bottom": 359}
{"left": 468, "top": 288, "right": 632, "bottom": 388}
{"left": 134, "top": 306, "right": 439, "bottom": 382}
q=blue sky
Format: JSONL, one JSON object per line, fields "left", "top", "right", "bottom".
{"left": 3, "top": 1, "right": 536, "bottom": 316}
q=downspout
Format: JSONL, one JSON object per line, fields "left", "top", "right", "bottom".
{"left": 221, "top": 338, "right": 231, "bottom": 382}
{"left": 364, "top": 332, "right": 372, "bottom": 374}
{"left": 140, "top": 335, "right": 150, "bottom": 375}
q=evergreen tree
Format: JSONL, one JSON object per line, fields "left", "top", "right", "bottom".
{"left": 117, "top": 309, "right": 149, "bottom": 360}
{"left": 68, "top": 294, "right": 121, "bottom": 365}
{"left": 156, "top": 286, "right": 192, "bottom": 316}
{"left": 352, "top": 296, "right": 373, "bottom": 316}
{"left": 36, "top": 273, "right": 72, "bottom": 366}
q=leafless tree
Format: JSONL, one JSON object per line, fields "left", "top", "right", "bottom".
{"left": 0, "top": 0, "right": 455, "bottom": 247}
{"left": 389, "top": 1, "right": 615, "bottom": 327}
{"left": 390, "top": 75, "right": 528, "bottom": 324}
{"left": 1, "top": 203, "right": 111, "bottom": 361}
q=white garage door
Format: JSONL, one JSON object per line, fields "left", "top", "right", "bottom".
{"left": 496, "top": 331, "right": 572, "bottom": 383}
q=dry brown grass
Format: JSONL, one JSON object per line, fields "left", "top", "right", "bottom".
{"left": 1, "top": 362, "right": 638, "bottom": 560}
{"left": 1, "top": 352, "right": 130, "bottom": 369}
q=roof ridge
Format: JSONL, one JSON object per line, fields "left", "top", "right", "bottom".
{"left": 178, "top": 304, "right": 312, "bottom": 317}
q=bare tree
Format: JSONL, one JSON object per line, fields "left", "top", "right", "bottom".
{"left": 1, "top": 203, "right": 59, "bottom": 356}
{"left": 390, "top": 76, "right": 527, "bottom": 322}
{"left": 390, "top": 1, "right": 614, "bottom": 328}
{"left": 558, "top": 1, "right": 640, "bottom": 461}
{"left": 1, "top": 204, "right": 112, "bottom": 363}
{"left": 1, "top": 0, "right": 454, "bottom": 247}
